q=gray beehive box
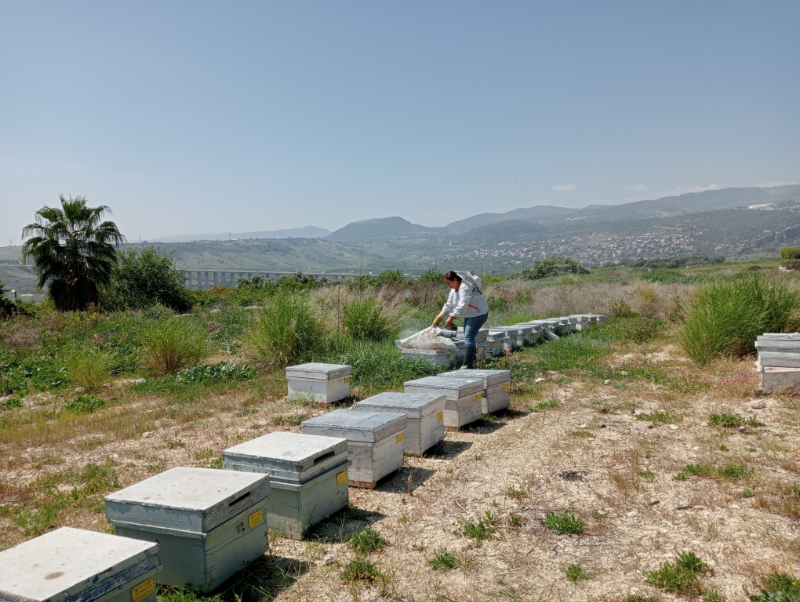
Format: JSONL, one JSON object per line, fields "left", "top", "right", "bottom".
{"left": 455, "top": 326, "right": 488, "bottom": 344}
{"left": 301, "top": 410, "right": 406, "bottom": 488}
{"left": 355, "top": 392, "right": 445, "bottom": 456}
{"left": 489, "top": 327, "right": 522, "bottom": 351}
{"left": 404, "top": 376, "right": 483, "bottom": 430}
{"left": 570, "top": 315, "right": 591, "bottom": 330}
{"left": 512, "top": 324, "right": 537, "bottom": 345}
{"left": 441, "top": 369, "right": 511, "bottom": 414}
{"left": 222, "top": 432, "right": 349, "bottom": 539}
{"left": 285, "top": 363, "right": 352, "bottom": 403}
{"left": 105, "top": 467, "right": 270, "bottom": 592}
{"left": 0, "top": 527, "right": 160, "bottom": 602}
{"left": 485, "top": 331, "right": 507, "bottom": 356}
{"left": 400, "top": 348, "right": 455, "bottom": 367}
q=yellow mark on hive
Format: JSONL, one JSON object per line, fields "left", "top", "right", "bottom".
{"left": 344, "top": 377, "right": 350, "bottom": 383}
{"left": 437, "top": 411, "right": 444, "bottom": 421}
{"left": 396, "top": 432, "right": 405, "bottom": 443}
{"left": 504, "top": 384, "right": 510, "bottom": 392}
{"left": 336, "top": 470, "right": 348, "bottom": 485}
{"left": 131, "top": 578, "right": 154, "bottom": 602}
{"left": 248, "top": 509, "right": 263, "bottom": 529}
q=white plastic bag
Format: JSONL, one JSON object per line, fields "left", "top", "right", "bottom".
{"left": 397, "top": 326, "right": 459, "bottom": 352}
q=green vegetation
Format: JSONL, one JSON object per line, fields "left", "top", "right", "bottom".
{"left": 623, "top": 596, "right": 659, "bottom": 602}
{"left": 506, "top": 485, "right": 526, "bottom": 499}
{"left": 636, "top": 410, "right": 681, "bottom": 425}
{"left": 462, "top": 511, "right": 498, "bottom": 540}
{"left": 0, "top": 278, "right": 24, "bottom": 318}
{"left": 342, "top": 297, "right": 399, "bottom": 341}
{"left": 522, "top": 256, "right": 589, "bottom": 280}
{"left": 174, "top": 362, "right": 255, "bottom": 384}
{"left": 349, "top": 527, "right": 386, "bottom": 554}
{"left": 22, "top": 196, "right": 125, "bottom": 311}
{"left": 66, "top": 348, "right": 112, "bottom": 392}
{"left": 678, "top": 274, "right": 798, "bottom": 364}
{"left": 141, "top": 318, "right": 209, "bottom": 375}
{"left": 639, "top": 469, "right": 656, "bottom": 480}
{"left": 709, "top": 413, "right": 764, "bottom": 428}
{"left": 340, "top": 558, "right": 382, "bottom": 582}
{"left": 428, "top": 549, "right": 469, "bottom": 571}
{"left": 750, "top": 571, "right": 800, "bottom": 601}
{"left": 780, "top": 247, "right": 800, "bottom": 260}
{"left": 743, "top": 489, "right": 756, "bottom": 498}
{"left": 62, "top": 395, "right": 109, "bottom": 414}
{"left": 647, "top": 552, "right": 709, "bottom": 596}
{"left": 541, "top": 511, "right": 585, "bottom": 535}
{"left": 566, "top": 564, "right": 588, "bottom": 582}
{"left": 681, "top": 463, "right": 752, "bottom": 479}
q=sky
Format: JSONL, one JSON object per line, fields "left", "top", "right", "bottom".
{"left": 1, "top": 1, "right": 799, "bottom": 243}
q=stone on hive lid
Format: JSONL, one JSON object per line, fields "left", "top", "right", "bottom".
{"left": 285, "top": 363, "right": 352, "bottom": 381}
{"left": 301, "top": 409, "right": 406, "bottom": 442}
{"left": 403, "top": 375, "right": 484, "bottom": 399}
{"left": 223, "top": 432, "right": 348, "bottom": 483}
{"left": 0, "top": 527, "right": 160, "bottom": 602}
{"left": 105, "top": 467, "right": 271, "bottom": 534}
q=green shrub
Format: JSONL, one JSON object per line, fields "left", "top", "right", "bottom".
{"left": 343, "top": 297, "right": 399, "bottom": 341}
{"left": 428, "top": 549, "right": 464, "bottom": 571}
{"left": 486, "top": 295, "right": 509, "bottom": 312}
{"left": 0, "top": 397, "right": 23, "bottom": 410}
{"left": 682, "top": 463, "right": 752, "bottom": 479}
{"left": 66, "top": 349, "right": 112, "bottom": 392}
{"left": 609, "top": 298, "right": 636, "bottom": 318}
{"left": 566, "top": 563, "right": 588, "bottom": 582}
{"left": 141, "top": 319, "right": 209, "bottom": 375}
{"left": 679, "top": 274, "right": 798, "bottom": 364}
{"left": 463, "top": 511, "right": 498, "bottom": 540}
{"left": 541, "top": 510, "right": 584, "bottom": 535}
{"left": 175, "top": 362, "right": 255, "bottom": 384}
{"left": 522, "top": 256, "right": 589, "bottom": 280}
{"left": 780, "top": 247, "right": 800, "bottom": 260}
{"left": 349, "top": 527, "right": 386, "bottom": 554}
{"left": 243, "top": 294, "right": 323, "bottom": 369}
{"left": 750, "top": 571, "right": 800, "bottom": 601}
{"left": 340, "top": 558, "right": 381, "bottom": 581}
{"left": 647, "top": 552, "right": 708, "bottom": 595}
{"left": 62, "top": 395, "right": 108, "bottom": 413}
{"left": 781, "top": 260, "right": 800, "bottom": 271}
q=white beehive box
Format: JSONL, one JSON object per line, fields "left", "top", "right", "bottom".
{"left": 559, "top": 316, "right": 578, "bottom": 333}
{"left": 222, "top": 432, "right": 350, "bottom": 540}
{"left": 355, "top": 392, "right": 445, "bottom": 456}
{"left": 404, "top": 376, "right": 483, "bottom": 430}
{"left": 286, "top": 363, "right": 352, "bottom": 403}
{"left": 441, "top": 369, "right": 511, "bottom": 414}
{"left": 0, "top": 527, "right": 160, "bottom": 602}
{"left": 484, "top": 332, "right": 507, "bottom": 356}
{"left": 301, "top": 410, "right": 406, "bottom": 488}
{"left": 400, "top": 348, "right": 455, "bottom": 367}
{"left": 489, "top": 327, "right": 522, "bottom": 351}
{"left": 513, "top": 324, "right": 537, "bottom": 345}
{"left": 105, "top": 467, "right": 271, "bottom": 592}
{"left": 570, "top": 315, "right": 591, "bottom": 330}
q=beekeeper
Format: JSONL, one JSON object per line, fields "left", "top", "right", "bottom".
{"left": 433, "top": 270, "right": 489, "bottom": 369}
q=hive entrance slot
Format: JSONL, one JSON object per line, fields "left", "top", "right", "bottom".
{"left": 228, "top": 492, "right": 251, "bottom": 507}
{"left": 313, "top": 451, "right": 336, "bottom": 465}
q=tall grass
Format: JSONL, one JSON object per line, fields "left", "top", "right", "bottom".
{"left": 243, "top": 294, "right": 323, "bottom": 369}
{"left": 678, "top": 274, "right": 798, "bottom": 364}
{"left": 141, "top": 318, "right": 209, "bottom": 375}
{"left": 65, "top": 348, "right": 112, "bottom": 391}
{"left": 343, "top": 297, "right": 399, "bottom": 341}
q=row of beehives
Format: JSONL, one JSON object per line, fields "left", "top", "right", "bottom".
{"left": 755, "top": 333, "right": 800, "bottom": 394}
{"left": 399, "top": 314, "right": 607, "bottom": 366}
{"left": 0, "top": 366, "right": 511, "bottom": 599}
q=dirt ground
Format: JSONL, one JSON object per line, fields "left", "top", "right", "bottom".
{"left": 1, "top": 341, "right": 799, "bottom": 602}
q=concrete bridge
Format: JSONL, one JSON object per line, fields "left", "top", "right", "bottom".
{"left": 181, "top": 269, "right": 401, "bottom": 289}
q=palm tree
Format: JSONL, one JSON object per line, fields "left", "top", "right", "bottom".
{"left": 22, "top": 196, "right": 125, "bottom": 311}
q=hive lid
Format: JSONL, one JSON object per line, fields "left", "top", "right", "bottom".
{"left": 302, "top": 410, "right": 407, "bottom": 442}
{"left": 223, "top": 432, "right": 348, "bottom": 483}
{"left": 403, "top": 376, "right": 484, "bottom": 399}
{"left": 560, "top": 316, "right": 578, "bottom": 324}
{"left": 0, "top": 527, "right": 160, "bottom": 602}
{"left": 285, "top": 363, "right": 352, "bottom": 381}
{"left": 756, "top": 339, "right": 800, "bottom": 352}
{"left": 440, "top": 369, "right": 511, "bottom": 387}
{"left": 513, "top": 324, "right": 533, "bottom": 334}
{"left": 355, "top": 392, "right": 446, "bottom": 419}
{"left": 104, "top": 467, "right": 271, "bottom": 534}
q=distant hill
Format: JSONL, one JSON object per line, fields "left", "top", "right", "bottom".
{"left": 152, "top": 225, "right": 331, "bottom": 243}
{"left": 326, "top": 217, "right": 439, "bottom": 242}
{"left": 447, "top": 205, "right": 578, "bottom": 231}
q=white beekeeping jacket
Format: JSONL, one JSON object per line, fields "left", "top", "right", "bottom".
{"left": 437, "top": 271, "right": 489, "bottom": 319}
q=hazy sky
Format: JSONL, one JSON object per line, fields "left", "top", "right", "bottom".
{"left": 2, "top": 1, "right": 798, "bottom": 243}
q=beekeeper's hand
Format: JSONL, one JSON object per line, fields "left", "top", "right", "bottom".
{"left": 445, "top": 316, "right": 455, "bottom": 330}
{"left": 432, "top": 315, "right": 443, "bottom": 327}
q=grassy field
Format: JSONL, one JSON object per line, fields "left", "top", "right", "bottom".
{"left": 1, "top": 266, "right": 800, "bottom": 601}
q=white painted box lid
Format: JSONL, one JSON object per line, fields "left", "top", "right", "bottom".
{"left": 756, "top": 339, "right": 800, "bottom": 352}
{"left": 440, "top": 369, "right": 511, "bottom": 387}
{"left": 0, "top": 527, "right": 160, "bottom": 602}
{"left": 560, "top": 316, "right": 578, "bottom": 324}
{"left": 301, "top": 410, "right": 406, "bottom": 442}
{"left": 355, "top": 392, "right": 446, "bottom": 419}
{"left": 512, "top": 324, "right": 534, "bottom": 334}
{"left": 223, "top": 432, "right": 348, "bottom": 483}
{"left": 105, "top": 467, "right": 270, "bottom": 535}
{"left": 758, "top": 333, "right": 800, "bottom": 340}
{"left": 404, "top": 376, "right": 484, "bottom": 399}
{"left": 285, "top": 363, "right": 352, "bottom": 381}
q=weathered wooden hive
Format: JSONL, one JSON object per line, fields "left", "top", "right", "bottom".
{"left": 0, "top": 527, "right": 161, "bottom": 602}
{"left": 222, "top": 432, "right": 349, "bottom": 540}
{"left": 441, "top": 369, "right": 511, "bottom": 414}
{"left": 355, "top": 392, "right": 445, "bottom": 456}
{"left": 404, "top": 375, "right": 483, "bottom": 430}
{"left": 400, "top": 348, "right": 455, "bottom": 367}
{"left": 301, "top": 410, "right": 406, "bottom": 488}
{"left": 755, "top": 333, "right": 800, "bottom": 393}
{"left": 285, "top": 363, "right": 352, "bottom": 403}
{"left": 104, "top": 467, "right": 271, "bottom": 592}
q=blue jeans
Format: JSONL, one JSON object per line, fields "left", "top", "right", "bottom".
{"left": 463, "top": 312, "right": 488, "bottom": 347}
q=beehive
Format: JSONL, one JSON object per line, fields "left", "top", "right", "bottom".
{"left": 558, "top": 316, "right": 578, "bottom": 333}
{"left": 404, "top": 376, "right": 483, "bottom": 430}
{"left": 301, "top": 410, "right": 406, "bottom": 488}
{"left": 570, "top": 315, "right": 591, "bottom": 330}
{"left": 489, "top": 327, "right": 522, "bottom": 351}
{"left": 441, "top": 369, "right": 511, "bottom": 414}
{"left": 485, "top": 331, "right": 507, "bottom": 356}
{"left": 285, "top": 363, "right": 352, "bottom": 403}
{"left": 105, "top": 467, "right": 271, "bottom": 592}
{"left": 756, "top": 334, "right": 800, "bottom": 393}
{"left": 222, "top": 432, "right": 350, "bottom": 539}
{"left": 455, "top": 326, "right": 488, "bottom": 344}
{"left": 400, "top": 348, "right": 455, "bottom": 367}
{"left": 0, "top": 527, "right": 161, "bottom": 602}
{"left": 355, "top": 392, "right": 445, "bottom": 456}
{"left": 513, "top": 324, "right": 537, "bottom": 345}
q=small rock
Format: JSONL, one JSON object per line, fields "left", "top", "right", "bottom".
{"left": 132, "top": 378, "right": 146, "bottom": 384}
{"left": 750, "top": 399, "right": 767, "bottom": 410}
{"left": 669, "top": 425, "right": 679, "bottom": 430}
{"left": 620, "top": 370, "right": 628, "bottom": 376}
{"left": 692, "top": 446, "right": 699, "bottom": 451}
{"left": 627, "top": 510, "right": 638, "bottom": 517}
{"left": 579, "top": 424, "right": 587, "bottom": 429}
{"left": 141, "top": 431, "right": 154, "bottom": 438}
{"left": 604, "top": 379, "right": 612, "bottom": 385}
{"left": 324, "top": 555, "right": 334, "bottom": 565}
{"left": 571, "top": 411, "right": 577, "bottom": 415}
{"left": 730, "top": 504, "right": 740, "bottom": 509}
{"left": 74, "top": 387, "right": 85, "bottom": 393}
{"left": 534, "top": 377, "right": 546, "bottom": 383}
{"left": 738, "top": 426, "right": 747, "bottom": 432}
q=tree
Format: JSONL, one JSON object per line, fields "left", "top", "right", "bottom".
{"left": 22, "top": 196, "right": 125, "bottom": 311}
{"left": 0, "top": 279, "right": 18, "bottom": 318}
{"left": 99, "top": 247, "right": 193, "bottom": 312}
{"left": 521, "top": 256, "right": 590, "bottom": 280}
